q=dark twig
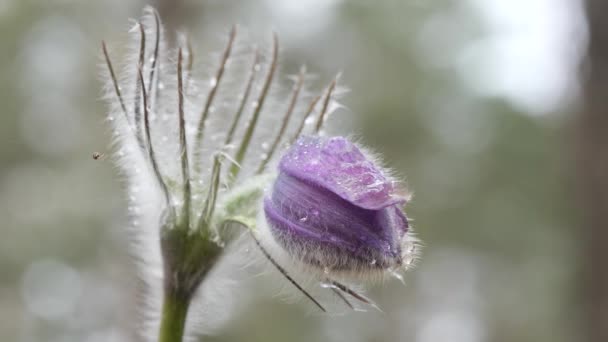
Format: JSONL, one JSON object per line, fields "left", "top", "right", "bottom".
{"left": 330, "top": 287, "right": 355, "bottom": 310}
{"left": 197, "top": 154, "right": 222, "bottom": 231}
{"left": 138, "top": 69, "right": 172, "bottom": 212}
{"left": 194, "top": 26, "right": 237, "bottom": 169}
{"left": 224, "top": 49, "right": 260, "bottom": 146}
{"left": 147, "top": 8, "right": 161, "bottom": 99}
{"left": 330, "top": 280, "right": 381, "bottom": 311}
{"left": 256, "top": 66, "right": 306, "bottom": 174}
{"left": 249, "top": 230, "right": 326, "bottom": 312}
{"left": 290, "top": 95, "right": 321, "bottom": 144}
{"left": 133, "top": 22, "right": 147, "bottom": 150}
{"left": 229, "top": 33, "right": 279, "bottom": 182}
{"left": 183, "top": 35, "right": 194, "bottom": 94}
{"left": 101, "top": 41, "right": 129, "bottom": 123}
{"left": 314, "top": 77, "right": 337, "bottom": 134}
{"left": 177, "top": 49, "right": 191, "bottom": 228}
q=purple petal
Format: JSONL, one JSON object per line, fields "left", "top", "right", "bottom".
{"left": 279, "top": 136, "right": 406, "bottom": 210}
{"left": 264, "top": 136, "right": 410, "bottom": 271}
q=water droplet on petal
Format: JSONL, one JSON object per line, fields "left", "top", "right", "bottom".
{"left": 209, "top": 77, "right": 217, "bottom": 87}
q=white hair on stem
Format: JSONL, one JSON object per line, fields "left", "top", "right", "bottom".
{"left": 100, "top": 6, "right": 346, "bottom": 341}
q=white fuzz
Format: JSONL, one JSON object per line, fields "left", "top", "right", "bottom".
{"left": 254, "top": 202, "right": 420, "bottom": 314}
{"left": 101, "top": 7, "right": 343, "bottom": 340}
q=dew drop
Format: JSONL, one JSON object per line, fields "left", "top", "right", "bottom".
{"left": 408, "top": 244, "right": 416, "bottom": 254}
{"left": 129, "top": 22, "right": 140, "bottom": 33}
{"left": 158, "top": 82, "right": 165, "bottom": 90}
{"left": 319, "top": 281, "right": 334, "bottom": 289}
{"left": 107, "top": 116, "right": 114, "bottom": 121}
{"left": 299, "top": 216, "right": 308, "bottom": 223}
{"left": 254, "top": 64, "right": 261, "bottom": 71}
{"left": 405, "top": 257, "right": 413, "bottom": 267}
{"left": 323, "top": 267, "right": 330, "bottom": 275}
{"left": 251, "top": 101, "right": 259, "bottom": 109}
{"left": 261, "top": 142, "right": 269, "bottom": 150}
{"left": 390, "top": 269, "right": 405, "bottom": 285}
{"left": 370, "top": 259, "right": 377, "bottom": 266}
{"left": 209, "top": 77, "right": 217, "bottom": 87}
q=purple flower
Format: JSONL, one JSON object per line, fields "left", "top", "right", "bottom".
{"left": 264, "top": 135, "right": 411, "bottom": 273}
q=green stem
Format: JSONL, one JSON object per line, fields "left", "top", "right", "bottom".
{"left": 158, "top": 290, "right": 190, "bottom": 342}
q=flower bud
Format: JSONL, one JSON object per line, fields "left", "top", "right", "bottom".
{"left": 264, "top": 136, "right": 411, "bottom": 273}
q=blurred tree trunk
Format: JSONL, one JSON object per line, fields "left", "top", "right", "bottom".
{"left": 579, "top": 1, "right": 608, "bottom": 342}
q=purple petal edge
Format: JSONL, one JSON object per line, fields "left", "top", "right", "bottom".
{"left": 279, "top": 136, "right": 406, "bottom": 210}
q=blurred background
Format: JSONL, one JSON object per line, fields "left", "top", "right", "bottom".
{"left": 1, "top": 0, "right": 606, "bottom": 341}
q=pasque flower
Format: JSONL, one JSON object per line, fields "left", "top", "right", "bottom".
{"left": 100, "top": 6, "right": 417, "bottom": 342}
{"left": 264, "top": 135, "right": 410, "bottom": 272}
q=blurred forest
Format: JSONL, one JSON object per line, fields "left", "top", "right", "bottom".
{"left": 0, "top": 0, "right": 603, "bottom": 341}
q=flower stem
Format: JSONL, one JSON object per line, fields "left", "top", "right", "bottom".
{"left": 158, "top": 290, "right": 190, "bottom": 342}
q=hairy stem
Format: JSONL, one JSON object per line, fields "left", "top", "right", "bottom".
{"left": 158, "top": 290, "right": 190, "bottom": 342}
